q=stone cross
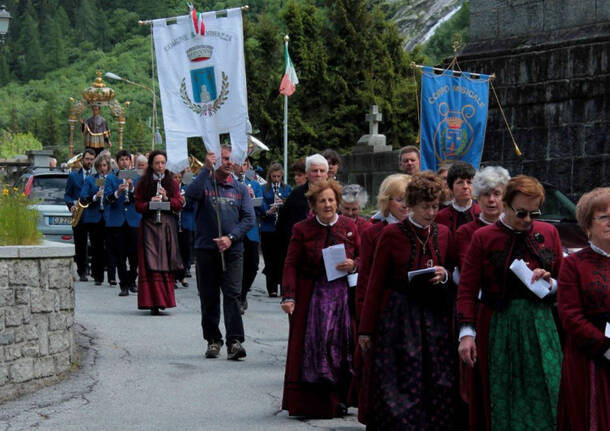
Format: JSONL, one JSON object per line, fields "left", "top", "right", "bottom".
{"left": 366, "top": 105, "right": 383, "bottom": 135}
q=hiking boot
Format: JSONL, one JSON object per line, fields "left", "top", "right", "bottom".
{"left": 227, "top": 341, "right": 246, "bottom": 361}
{"left": 205, "top": 341, "right": 222, "bottom": 359}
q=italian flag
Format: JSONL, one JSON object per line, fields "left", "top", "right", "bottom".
{"left": 279, "top": 44, "right": 299, "bottom": 96}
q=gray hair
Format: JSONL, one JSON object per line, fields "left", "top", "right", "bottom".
{"left": 473, "top": 166, "right": 511, "bottom": 198}
{"left": 342, "top": 184, "right": 368, "bottom": 208}
{"left": 305, "top": 153, "right": 329, "bottom": 172}
{"left": 136, "top": 155, "right": 147, "bottom": 165}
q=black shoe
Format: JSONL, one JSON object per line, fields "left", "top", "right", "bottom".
{"left": 109, "top": 280, "right": 117, "bottom": 286}
{"left": 129, "top": 283, "right": 137, "bottom": 293}
{"left": 180, "top": 279, "right": 189, "bottom": 288}
{"left": 79, "top": 274, "right": 88, "bottom": 282}
{"left": 94, "top": 280, "right": 103, "bottom": 286}
{"left": 184, "top": 269, "right": 192, "bottom": 278}
{"left": 119, "top": 286, "right": 129, "bottom": 296}
{"left": 227, "top": 341, "right": 246, "bottom": 361}
{"left": 205, "top": 341, "right": 222, "bottom": 359}
{"left": 268, "top": 291, "right": 278, "bottom": 298}
{"left": 150, "top": 307, "right": 160, "bottom": 316}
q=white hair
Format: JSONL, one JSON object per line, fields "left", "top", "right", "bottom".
{"left": 342, "top": 184, "right": 368, "bottom": 208}
{"left": 305, "top": 154, "right": 329, "bottom": 172}
{"left": 136, "top": 155, "right": 147, "bottom": 165}
{"left": 473, "top": 166, "right": 511, "bottom": 198}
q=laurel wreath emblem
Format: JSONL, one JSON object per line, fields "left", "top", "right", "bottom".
{"left": 180, "top": 71, "right": 230, "bottom": 116}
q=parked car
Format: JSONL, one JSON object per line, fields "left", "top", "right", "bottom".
{"left": 14, "top": 168, "right": 74, "bottom": 244}
{"left": 540, "top": 183, "right": 588, "bottom": 256}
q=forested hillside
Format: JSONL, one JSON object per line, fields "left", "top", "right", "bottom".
{"left": 0, "top": 0, "right": 467, "bottom": 164}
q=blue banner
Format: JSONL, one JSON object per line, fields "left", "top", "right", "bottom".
{"left": 420, "top": 66, "right": 490, "bottom": 172}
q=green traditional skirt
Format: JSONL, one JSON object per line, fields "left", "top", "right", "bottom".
{"left": 488, "top": 299, "right": 562, "bottom": 431}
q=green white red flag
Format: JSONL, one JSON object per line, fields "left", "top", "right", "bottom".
{"left": 279, "top": 44, "right": 298, "bottom": 96}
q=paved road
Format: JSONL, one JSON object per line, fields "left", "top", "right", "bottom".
{"left": 1, "top": 265, "right": 364, "bottom": 431}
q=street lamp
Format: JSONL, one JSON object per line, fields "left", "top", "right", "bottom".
{"left": 104, "top": 72, "right": 161, "bottom": 150}
{"left": 0, "top": 5, "right": 12, "bottom": 44}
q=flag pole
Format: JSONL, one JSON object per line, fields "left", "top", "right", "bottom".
{"left": 283, "top": 35, "right": 289, "bottom": 185}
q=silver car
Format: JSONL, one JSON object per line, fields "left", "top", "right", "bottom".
{"left": 15, "top": 170, "right": 74, "bottom": 244}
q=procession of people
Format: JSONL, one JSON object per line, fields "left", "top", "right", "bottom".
{"left": 63, "top": 141, "right": 610, "bottom": 429}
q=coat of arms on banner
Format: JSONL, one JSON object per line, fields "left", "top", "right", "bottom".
{"left": 434, "top": 102, "right": 475, "bottom": 160}
{"left": 180, "top": 44, "right": 229, "bottom": 116}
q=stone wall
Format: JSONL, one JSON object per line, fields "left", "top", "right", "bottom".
{"left": 460, "top": 0, "right": 610, "bottom": 201}
{"left": 0, "top": 242, "right": 76, "bottom": 403}
{"left": 341, "top": 1, "right": 610, "bottom": 203}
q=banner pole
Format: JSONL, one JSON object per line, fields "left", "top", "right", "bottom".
{"left": 283, "top": 36, "right": 289, "bottom": 185}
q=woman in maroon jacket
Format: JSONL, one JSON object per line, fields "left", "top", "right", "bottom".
{"left": 358, "top": 172, "right": 455, "bottom": 430}
{"left": 280, "top": 179, "right": 360, "bottom": 418}
{"left": 557, "top": 187, "right": 610, "bottom": 431}
{"left": 457, "top": 175, "right": 563, "bottom": 430}
{"left": 350, "top": 173, "right": 410, "bottom": 422}
{"left": 134, "top": 151, "right": 183, "bottom": 315}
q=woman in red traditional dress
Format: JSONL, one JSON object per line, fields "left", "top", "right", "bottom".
{"left": 435, "top": 161, "right": 480, "bottom": 234}
{"left": 134, "top": 151, "right": 183, "bottom": 315}
{"left": 339, "top": 184, "right": 372, "bottom": 236}
{"left": 557, "top": 187, "right": 610, "bottom": 431}
{"left": 455, "top": 166, "right": 510, "bottom": 268}
{"left": 358, "top": 172, "right": 456, "bottom": 430}
{"left": 457, "top": 175, "right": 564, "bottom": 430}
{"left": 351, "top": 173, "right": 410, "bottom": 423}
{"left": 280, "top": 179, "right": 360, "bottom": 418}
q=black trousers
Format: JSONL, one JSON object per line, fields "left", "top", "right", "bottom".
{"left": 82, "top": 220, "right": 105, "bottom": 282}
{"left": 72, "top": 222, "right": 89, "bottom": 277}
{"left": 127, "top": 226, "right": 139, "bottom": 286}
{"left": 241, "top": 237, "right": 259, "bottom": 301}
{"left": 106, "top": 223, "right": 131, "bottom": 286}
{"left": 195, "top": 248, "right": 244, "bottom": 346}
{"left": 260, "top": 231, "right": 282, "bottom": 295}
{"left": 176, "top": 228, "right": 193, "bottom": 280}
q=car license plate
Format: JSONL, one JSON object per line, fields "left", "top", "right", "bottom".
{"left": 49, "top": 216, "right": 72, "bottom": 225}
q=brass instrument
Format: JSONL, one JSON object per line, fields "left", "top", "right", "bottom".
{"left": 66, "top": 153, "right": 83, "bottom": 171}
{"left": 188, "top": 155, "right": 204, "bottom": 175}
{"left": 71, "top": 200, "right": 90, "bottom": 227}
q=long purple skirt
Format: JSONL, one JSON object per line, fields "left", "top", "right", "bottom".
{"left": 301, "top": 275, "right": 353, "bottom": 384}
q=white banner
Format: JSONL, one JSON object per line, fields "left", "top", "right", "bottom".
{"left": 153, "top": 8, "right": 250, "bottom": 172}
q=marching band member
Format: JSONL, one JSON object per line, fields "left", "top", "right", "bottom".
{"left": 134, "top": 151, "right": 183, "bottom": 315}
{"left": 64, "top": 148, "right": 96, "bottom": 281}
{"left": 104, "top": 150, "right": 139, "bottom": 296}
{"left": 79, "top": 152, "right": 111, "bottom": 286}
{"left": 260, "top": 163, "right": 292, "bottom": 297}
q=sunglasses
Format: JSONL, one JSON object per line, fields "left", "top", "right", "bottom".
{"left": 510, "top": 205, "right": 542, "bottom": 219}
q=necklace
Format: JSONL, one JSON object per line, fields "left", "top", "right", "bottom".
{"left": 415, "top": 226, "right": 431, "bottom": 256}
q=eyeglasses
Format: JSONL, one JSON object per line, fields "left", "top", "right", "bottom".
{"left": 592, "top": 214, "right": 610, "bottom": 223}
{"left": 509, "top": 205, "right": 542, "bottom": 219}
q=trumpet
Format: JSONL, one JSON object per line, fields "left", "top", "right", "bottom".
{"left": 71, "top": 200, "right": 90, "bottom": 227}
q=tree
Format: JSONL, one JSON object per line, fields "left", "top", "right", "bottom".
{"left": 42, "top": 17, "right": 68, "bottom": 71}
{"left": 14, "top": 12, "right": 44, "bottom": 80}
{"left": 75, "top": 0, "right": 100, "bottom": 45}
{"left": 0, "top": 129, "right": 43, "bottom": 158}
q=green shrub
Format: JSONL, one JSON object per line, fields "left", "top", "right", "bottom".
{"left": 0, "top": 187, "right": 43, "bottom": 245}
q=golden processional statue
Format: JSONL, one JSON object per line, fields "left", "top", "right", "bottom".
{"left": 67, "top": 71, "right": 129, "bottom": 157}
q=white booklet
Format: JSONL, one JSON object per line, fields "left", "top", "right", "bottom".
{"left": 322, "top": 243, "right": 348, "bottom": 282}
{"left": 509, "top": 259, "right": 551, "bottom": 299}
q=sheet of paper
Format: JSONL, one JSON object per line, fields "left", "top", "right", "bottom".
{"left": 453, "top": 267, "right": 460, "bottom": 285}
{"left": 408, "top": 267, "right": 435, "bottom": 282}
{"left": 322, "top": 243, "right": 348, "bottom": 282}
{"left": 605, "top": 322, "right": 610, "bottom": 338}
{"left": 347, "top": 273, "right": 358, "bottom": 287}
{"left": 509, "top": 259, "right": 551, "bottom": 299}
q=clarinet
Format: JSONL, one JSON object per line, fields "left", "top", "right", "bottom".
{"left": 155, "top": 180, "right": 162, "bottom": 224}
{"left": 178, "top": 186, "right": 185, "bottom": 233}
{"left": 99, "top": 183, "right": 105, "bottom": 212}
{"left": 273, "top": 184, "right": 282, "bottom": 226}
{"left": 123, "top": 179, "right": 129, "bottom": 203}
